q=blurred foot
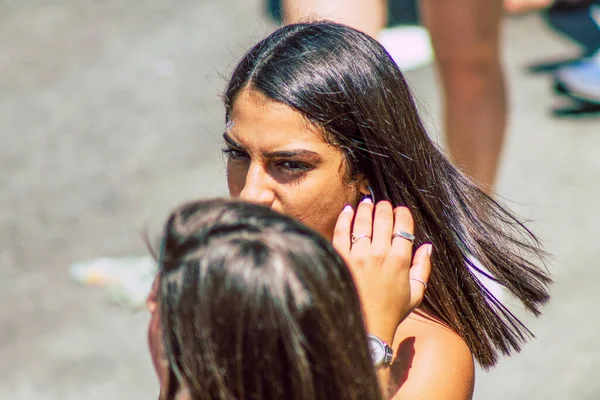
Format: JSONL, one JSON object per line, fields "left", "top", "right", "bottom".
{"left": 555, "top": 53, "right": 600, "bottom": 104}
{"left": 378, "top": 26, "right": 434, "bottom": 71}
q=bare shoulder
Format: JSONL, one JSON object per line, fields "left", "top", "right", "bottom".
{"left": 388, "top": 312, "right": 475, "bottom": 400}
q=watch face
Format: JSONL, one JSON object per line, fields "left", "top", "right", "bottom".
{"left": 368, "top": 336, "right": 385, "bottom": 364}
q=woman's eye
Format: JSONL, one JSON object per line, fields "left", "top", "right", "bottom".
{"left": 278, "top": 161, "right": 311, "bottom": 173}
{"left": 222, "top": 148, "right": 249, "bottom": 160}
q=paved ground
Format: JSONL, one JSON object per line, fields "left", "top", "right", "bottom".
{"left": 1, "top": 1, "right": 598, "bottom": 399}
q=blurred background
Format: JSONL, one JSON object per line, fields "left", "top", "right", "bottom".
{"left": 1, "top": 0, "right": 599, "bottom": 399}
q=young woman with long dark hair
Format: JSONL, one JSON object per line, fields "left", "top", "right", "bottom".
{"left": 221, "top": 21, "right": 552, "bottom": 399}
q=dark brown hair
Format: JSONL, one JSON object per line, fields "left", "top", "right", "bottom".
{"left": 157, "top": 199, "right": 382, "bottom": 400}
{"left": 223, "top": 21, "right": 552, "bottom": 368}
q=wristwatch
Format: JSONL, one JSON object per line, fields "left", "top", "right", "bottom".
{"left": 367, "top": 334, "right": 394, "bottom": 367}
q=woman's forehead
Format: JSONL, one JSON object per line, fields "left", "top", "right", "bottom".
{"left": 228, "top": 88, "right": 331, "bottom": 151}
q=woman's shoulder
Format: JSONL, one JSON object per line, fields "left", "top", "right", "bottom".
{"left": 389, "top": 312, "right": 475, "bottom": 400}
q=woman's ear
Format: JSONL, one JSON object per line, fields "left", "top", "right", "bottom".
{"left": 147, "top": 274, "right": 172, "bottom": 394}
{"left": 359, "top": 181, "right": 371, "bottom": 197}
{"left": 353, "top": 173, "right": 371, "bottom": 198}
{"left": 356, "top": 175, "right": 373, "bottom": 201}
{"left": 147, "top": 275, "right": 160, "bottom": 313}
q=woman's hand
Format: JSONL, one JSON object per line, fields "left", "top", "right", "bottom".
{"left": 332, "top": 198, "right": 432, "bottom": 345}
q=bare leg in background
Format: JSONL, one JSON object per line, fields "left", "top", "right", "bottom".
{"left": 420, "top": 0, "right": 506, "bottom": 192}
{"left": 282, "top": 0, "right": 507, "bottom": 192}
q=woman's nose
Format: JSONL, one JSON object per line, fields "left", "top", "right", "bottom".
{"left": 238, "top": 164, "right": 275, "bottom": 207}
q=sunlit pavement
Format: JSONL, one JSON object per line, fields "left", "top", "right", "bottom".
{"left": 1, "top": 1, "right": 598, "bottom": 399}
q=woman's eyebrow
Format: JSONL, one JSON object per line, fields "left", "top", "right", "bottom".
{"left": 223, "top": 133, "right": 244, "bottom": 148}
{"left": 224, "top": 133, "right": 321, "bottom": 159}
{"left": 263, "top": 149, "right": 320, "bottom": 159}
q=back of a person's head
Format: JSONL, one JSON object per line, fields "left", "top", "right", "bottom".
{"left": 156, "top": 199, "right": 381, "bottom": 400}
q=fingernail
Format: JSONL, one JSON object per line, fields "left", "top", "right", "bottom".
{"left": 361, "top": 197, "right": 373, "bottom": 204}
{"left": 342, "top": 205, "right": 353, "bottom": 213}
{"left": 427, "top": 244, "right": 433, "bottom": 256}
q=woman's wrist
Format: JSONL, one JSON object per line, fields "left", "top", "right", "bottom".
{"left": 367, "top": 321, "right": 396, "bottom": 347}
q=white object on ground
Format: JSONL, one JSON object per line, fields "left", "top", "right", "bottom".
{"left": 69, "top": 256, "right": 157, "bottom": 310}
{"left": 378, "top": 26, "right": 434, "bottom": 71}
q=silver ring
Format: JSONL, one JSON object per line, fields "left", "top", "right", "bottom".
{"left": 392, "top": 231, "right": 415, "bottom": 243}
{"left": 410, "top": 278, "right": 427, "bottom": 289}
{"left": 351, "top": 233, "right": 371, "bottom": 244}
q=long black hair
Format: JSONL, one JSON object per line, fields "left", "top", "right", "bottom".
{"left": 223, "top": 21, "right": 552, "bottom": 368}
{"left": 157, "top": 199, "right": 382, "bottom": 400}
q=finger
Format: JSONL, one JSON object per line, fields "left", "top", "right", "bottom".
{"left": 332, "top": 205, "right": 354, "bottom": 258}
{"left": 371, "top": 201, "right": 394, "bottom": 257}
{"left": 409, "top": 243, "right": 432, "bottom": 309}
{"left": 350, "top": 197, "right": 374, "bottom": 253}
{"left": 350, "top": 197, "right": 373, "bottom": 256}
{"left": 391, "top": 206, "right": 415, "bottom": 253}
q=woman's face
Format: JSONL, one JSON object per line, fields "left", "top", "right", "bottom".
{"left": 225, "top": 88, "right": 364, "bottom": 240}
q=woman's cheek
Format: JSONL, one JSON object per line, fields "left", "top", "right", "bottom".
{"left": 289, "top": 197, "right": 344, "bottom": 239}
